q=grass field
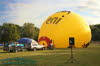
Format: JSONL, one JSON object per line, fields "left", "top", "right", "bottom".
{"left": 0, "top": 44, "right": 100, "bottom": 66}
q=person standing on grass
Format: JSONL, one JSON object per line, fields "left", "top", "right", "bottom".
{"left": 49, "top": 40, "right": 54, "bottom": 50}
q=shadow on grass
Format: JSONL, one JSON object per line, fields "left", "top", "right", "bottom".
{"left": 0, "top": 57, "right": 36, "bottom": 65}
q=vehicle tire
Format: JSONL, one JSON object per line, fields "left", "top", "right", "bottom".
{"left": 15, "top": 49, "right": 18, "bottom": 53}
{"left": 22, "top": 49, "right": 26, "bottom": 51}
{"left": 9, "top": 50, "right": 13, "bottom": 52}
{"left": 33, "top": 48, "right": 37, "bottom": 51}
{"left": 27, "top": 49, "right": 31, "bottom": 51}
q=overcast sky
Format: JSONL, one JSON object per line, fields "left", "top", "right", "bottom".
{"left": 0, "top": 0, "right": 100, "bottom": 28}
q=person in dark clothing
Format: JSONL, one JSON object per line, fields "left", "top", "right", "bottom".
{"left": 48, "top": 40, "right": 54, "bottom": 50}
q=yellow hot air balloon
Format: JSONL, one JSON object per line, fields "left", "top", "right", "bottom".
{"left": 38, "top": 11, "right": 91, "bottom": 48}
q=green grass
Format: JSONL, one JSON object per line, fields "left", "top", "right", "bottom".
{"left": 0, "top": 44, "right": 100, "bottom": 66}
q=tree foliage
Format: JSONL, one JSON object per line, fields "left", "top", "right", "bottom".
{"left": 1, "top": 23, "right": 20, "bottom": 42}
{"left": 33, "top": 27, "right": 39, "bottom": 41}
{"left": 0, "top": 23, "right": 39, "bottom": 43}
{"left": 90, "top": 24, "right": 100, "bottom": 41}
{"left": 21, "top": 23, "right": 35, "bottom": 39}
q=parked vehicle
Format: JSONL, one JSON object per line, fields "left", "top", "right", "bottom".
{"left": 3, "top": 42, "right": 25, "bottom": 53}
{"left": 17, "top": 38, "right": 45, "bottom": 51}
{"left": 3, "top": 42, "right": 45, "bottom": 52}
{"left": 26, "top": 43, "right": 45, "bottom": 51}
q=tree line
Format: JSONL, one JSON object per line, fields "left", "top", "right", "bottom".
{"left": 90, "top": 24, "right": 100, "bottom": 41}
{"left": 0, "top": 23, "right": 39, "bottom": 43}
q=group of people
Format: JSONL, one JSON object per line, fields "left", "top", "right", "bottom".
{"left": 47, "top": 40, "right": 55, "bottom": 50}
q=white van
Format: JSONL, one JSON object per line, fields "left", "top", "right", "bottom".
{"left": 26, "top": 42, "right": 45, "bottom": 51}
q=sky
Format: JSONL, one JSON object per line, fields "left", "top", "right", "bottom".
{"left": 0, "top": 0, "right": 100, "bottom": 28}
